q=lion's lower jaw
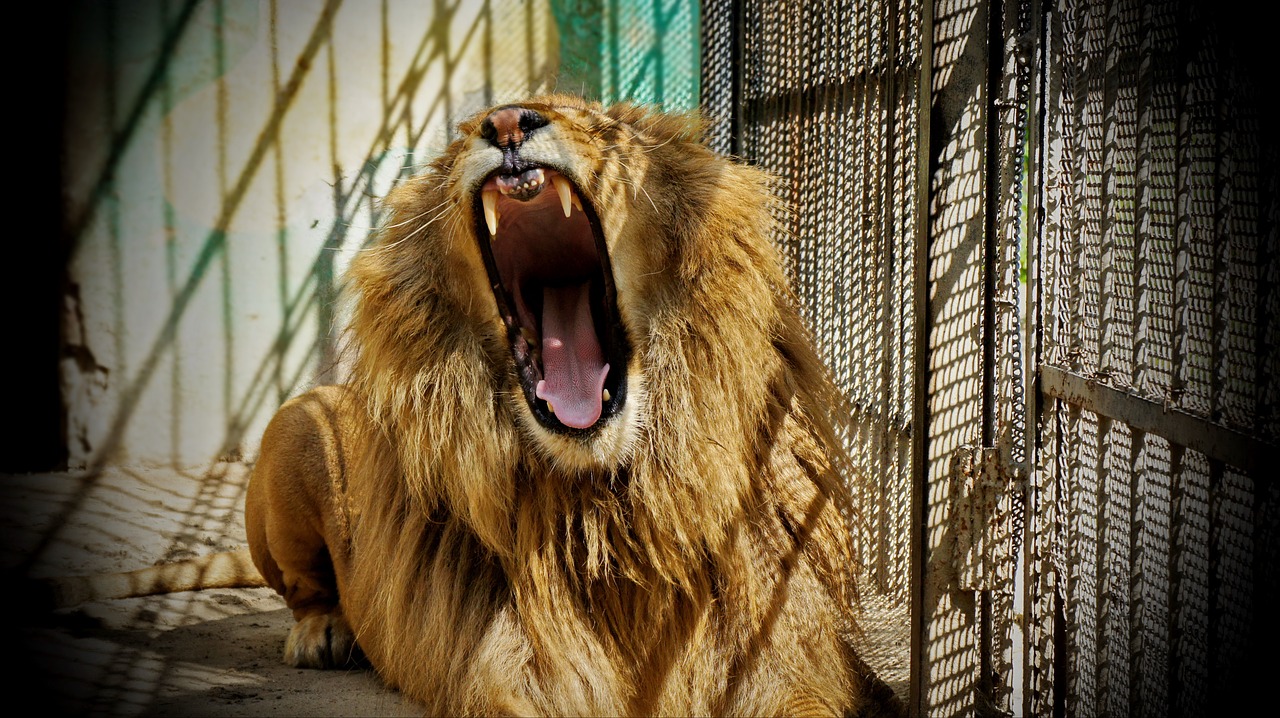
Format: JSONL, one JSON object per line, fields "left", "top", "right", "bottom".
{"left": 517, "top": 376, "right": 647, "bottom": 473}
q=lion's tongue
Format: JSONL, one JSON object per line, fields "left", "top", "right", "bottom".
{"left": 535, "top": 283, "right": 609, "bottom": 429}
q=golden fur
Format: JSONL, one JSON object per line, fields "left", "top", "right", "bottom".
{"left": 57, "top": 95, "right": 890, "bottom": 715}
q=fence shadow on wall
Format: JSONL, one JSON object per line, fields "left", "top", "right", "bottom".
{"left": 16, "top": 1, "right": 697, "bottom": 712}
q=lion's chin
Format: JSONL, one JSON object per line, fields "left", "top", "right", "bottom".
{"left": 514, "top": 373, "right": 646, "bottom": 473}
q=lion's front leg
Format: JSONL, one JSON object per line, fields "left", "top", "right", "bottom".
{"left": 245, "top": 386, "right": 361, "bottom": 669}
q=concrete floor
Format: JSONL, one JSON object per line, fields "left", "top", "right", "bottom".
{"left": 2, "top": 462, "right": 907, "bottom": 716}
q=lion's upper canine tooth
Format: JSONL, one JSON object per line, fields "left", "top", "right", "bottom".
{"left": 552, "top": 175, "right": 573, "bottom": 218}
{"left": 482, "top": 189, "right": 499, "bottom": 236}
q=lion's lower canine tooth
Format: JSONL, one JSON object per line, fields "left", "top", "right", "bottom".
{"left": 547, "top": 402, "right": 555, "bottom": 414}
{"left": 602, "top": 389, "right": 611, "bottom": 402}
{"left": 552, "top": 175, "right": 573, "bottom": 218}
{"left": 482, "top": 189, "right": 499, "bottom": 236}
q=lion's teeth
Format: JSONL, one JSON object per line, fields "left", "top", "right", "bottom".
{"left": 546, "top": 402, "right": 555, "bottom": 414}
{"left": 552, "top": 175, "right": 573, "bottom": 217}
{"left": 572, "top": 192, "right": 583, "bottom": 212}
{"left": 602, "top": 388, "right": 611, "bottom": 402}
{"left": 482, "top": 189, "right": 499, "bottom": 236}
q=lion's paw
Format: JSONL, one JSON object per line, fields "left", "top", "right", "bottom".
{"left": 283, "top": 613, "right": 358, "bottom": 669}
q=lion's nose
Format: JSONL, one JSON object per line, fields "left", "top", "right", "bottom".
{"left": 480, "top": 106, "right": 548, "bottom": 150}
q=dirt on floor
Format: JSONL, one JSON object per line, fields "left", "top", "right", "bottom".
{"left": 1, "top": 462, "right": 907, "bottom": 717}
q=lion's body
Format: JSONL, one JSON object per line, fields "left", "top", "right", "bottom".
{"left": 77, "top": 95, "right": 882, "bottom": 715}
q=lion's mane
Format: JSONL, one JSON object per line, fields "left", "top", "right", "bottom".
{"left": 335, "top": 95, "right": 869, "bottom": 716}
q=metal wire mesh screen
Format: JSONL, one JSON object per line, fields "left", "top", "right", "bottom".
{"left": 703, "top": 0, "right": 923, "bottom": 606}
{"left": 551, "top": 0, "right": 701, "bottom": 110}
{"left": 1029, "top": 0, "right": 1280, "bottom": 714}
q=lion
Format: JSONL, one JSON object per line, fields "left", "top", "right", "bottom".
{"left": 44, "top": 95, "right": 898, "bottom": 716}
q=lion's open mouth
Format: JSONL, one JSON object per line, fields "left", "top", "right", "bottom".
{"left": 473, "top": 166, "right": 627, "bottom": 432}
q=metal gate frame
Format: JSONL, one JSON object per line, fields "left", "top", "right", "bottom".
{"left": 703, "top": 1, "right": 1277, "bottom": 716}
{"left": 1024, "top": 0, "right": 1279, "bottom": 716}
{"left": 915, "top": 0, "right": 1032, "bottom": 714}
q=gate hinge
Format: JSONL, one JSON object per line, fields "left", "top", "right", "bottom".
{"left": 949, "top": 445, "right": 1020, "bottom": 591}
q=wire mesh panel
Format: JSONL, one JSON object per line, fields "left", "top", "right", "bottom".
{"left": 703, "top": 0, "right": 923, "bottom": 604}
{"left": 1030, "top": 0, "right": 1280, "bottom": 714}
{"left": 701, "top": 0, "right": 926, "bottom": 701}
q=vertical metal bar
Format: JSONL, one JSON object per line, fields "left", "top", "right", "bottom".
{"left": 1064, "top": 402, "right": 1088, "bottom": 714}
{"left": 1054, "top": 573, "right": 1068, "bottom": 718}
{"left": 1077, "top": 409, "right": 1102, "bottom": 715}
{"left": 1210, "top": 32, "right": 1233, "bottom": 428}
{"left": 1097, "top": 0, "right": 1121, "bottom": 380}
{"left": 1205, "top": 21, "right": 1235, "bottom": 707}
{"left": 993, "top": 0, "right": 1035, "bottom": 706}
{"left": 897, "top": 0, "right": 920, "bottom": 599}
{"left": 1109, "top": 421, "right": 1136, "bottom": 715}
{"left": 921, "top": 0, "right": 997, "bottom": 707}
{"left": 909, "top": 0, "right": 933, "bottom": 710}
{"left": 1132, "top": 0, "right": 1155, "bottom": 396}
{"left": 1167, "top": 445, "right": 1192, "bottom": 711}
{"left": 979, "top": 0, "right": 1004, "bottom": 703}
{"left": 1170, "top": 3, "right": 1195, "bottom": 413}
{"left": 982, "top": 0, "right": 1001, "bottom": 449}
{"left": 1205, "top": 457, "right": 1223, "bottom": 704}
{"left": 1172, "top": 30, "right": 1198, "bottom": 701}
{"left": 1092, "top": 414, "right": 1114, "bottom": 713}
{"left": 1078, "top": 0, "right": 1103, "bottom": 379}
{"left": 1146, "top": 0, "right": 1179, "bottom": 398}
{"left": 1114, "top": 0, "right": 1138, "bottom": 385}
{"left": 1258, "top": 119, "right": 1280, "bottom": 444}
{"left": 1146, "top": 434, "right": 1175, "bottom": 716}
{"left": 1023, "top": 0, "right": 1051, "bottom": 709}
{"left": 1127, "top": 428, "right": 1148, "bottom": 716}
{"left": 1055, "top": 3, "right": 1088, "bottom": 707}
{"left": 1128, "top": 5, "right": 1158, "bottom": 707}
{"left": 1063, "top": 0, "right": 1086, "bottom": 377}
{"left": 879, "top": 0, "right": 902, "bottom": 597}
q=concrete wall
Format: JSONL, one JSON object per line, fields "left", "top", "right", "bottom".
{"left": 60, "top": 0, "right": 699, "bottom": 471}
